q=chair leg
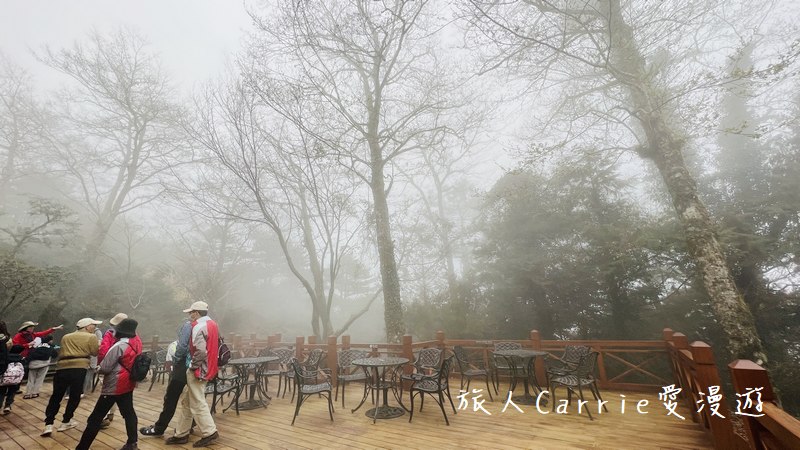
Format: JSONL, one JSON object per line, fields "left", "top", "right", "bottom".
{"left": 408, "top": 391, "right": 415, "bottom": 423}
{"left": 446, "top": 387, "right": 457, "bottom": 414}
{"left": 327, "top": 393, "right": 334, "bottom": 422}
{"left": 437, "top": 391, "right": 450, "bottom": 426}
{"left": 148, "top": 372, "right": 156, "bottom": 392}
{"left": 291, "top": 396, "right": 302, "bottom": 426}
{"left": 484, "top": 376, "right": 493, "bottom": 401}
{"left": 577, "top": 384, "right": 593, "bottom": 420}
{"left": 592, "top": 382, "right": 608, "bottom": 412}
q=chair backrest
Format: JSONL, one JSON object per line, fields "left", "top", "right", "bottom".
{"left": 305, "top": 348, "right": 326, "bottom": 368}
{"left": 575, "top": 351, "right": 600, "bottom": 379}
{"left": 493, "top": 342, "right": 522, "bottom": 351}
{"left": 415, "top": 348, "right": 443, "bottom": 370}
{"left": 562, "top": 345, "right": 592, "bottom": 364}
{"left": 452, "top": 345, "right": 469, "bottom": 372}
{"left": 437, "top": 355, "right": 455, "bottom": 388}
{"left": 155, "top": 349, "right": 168, "bottom": 364}
{"left": 338, "top": 349, "right": 368, "bottom": 373}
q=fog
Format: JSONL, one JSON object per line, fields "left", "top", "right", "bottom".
{"left": 1, "top": 2, "right": 799, "bottom": 413}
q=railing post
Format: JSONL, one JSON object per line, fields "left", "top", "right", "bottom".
{"left": 327, "top": 335, "right": 338, "bottom": 387}
{"left": 402, "top": 335, "right": 414, "bottom": 376}
{"left": 342, "top": 335, "right": 351, "bottom": 350}
{"left": 267, "top": 334, "right": 277, "bottom": 348}
{"left": 151, "top": 335, "right": 160, "bottom": 352}
{"left": 295, "top": 336, "right": 305, "bottom": 360}
{"left": 436, "top": 330, "right": 446, "bottom": 349}
{"left": 530, "top": 330, "right": 547, "bottom": 386}
{"left": 690, "top": 342, "right": 737, "bottom": 449}
{"left": 233, "top": 334, "right": 242, "bottom": 354}
{"left": 274, "top": 333, "right": 281, "bottom": 345}
{"left": 671, "top": 332, "right": 696, "bottom": 418}
{"left": 729, "top": 360, "right": 776, "bottom": 450}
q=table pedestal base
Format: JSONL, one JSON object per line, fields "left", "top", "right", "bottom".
{"left": 365, "top": 406, "right": 405, "bottom": 419}
{"left": 236, "top": 398, "right": 270, "bottom": 410}
{"left": 509, "top": 392, "right": 547, "bottom": 406}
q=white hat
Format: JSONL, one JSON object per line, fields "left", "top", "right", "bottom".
{"left": 76, "top": 318, "right": 102, "bottom": 329}
{"left": 183, "top": 301, "right": 209, "bottom": 313}
{"left": 110, "top": 313, "right": 128, "bottom": 326}
{"left": 18, "top": 321, "right": 38, "bottom": 332}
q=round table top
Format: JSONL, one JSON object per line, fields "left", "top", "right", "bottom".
{"left": 493, "top": 349, "right": 547, "bottom": 358}
{"left": 352, "top": 356, "right": 409, "bottom": 367}
{"left": 228, "top": 356, "right": 279, "bottom": 365}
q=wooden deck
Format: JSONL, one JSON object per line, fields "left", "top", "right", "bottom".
{"left": 0, "top": 380, "right": 712, "bottom": 449}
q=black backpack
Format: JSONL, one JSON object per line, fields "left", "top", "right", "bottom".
{"left": 126, "top": 352, "right": 152, "bottom": 382}
{"left": 217, "top": 337, "right": 231, "bottom": 367}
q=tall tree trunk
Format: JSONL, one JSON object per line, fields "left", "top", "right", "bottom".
{"left": 370, "top": 168, "right": 405, "bottom": 343}
{"left": 605, "top": 0, "right": 766, "bottom": 362}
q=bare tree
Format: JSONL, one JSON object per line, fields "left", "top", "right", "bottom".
{"left": 181, "top": 78, "right": 370, "bottom": 339}
{"left": 0, "top": 53, "right": 48, "bottom": 201}
{"left": 38, "top": 29, "right": 183, "bottom": 264}
{"left": 157, "top": 212, "right": 257, "bottom": 326}
{"left": 247, "top": 0, "right": 455, "bottom": 341}
{"left": 465, "top": 0, "right": 798, "bottom": 361}
{"left": 0, "top": 198, "right": 77, "bottom": 257}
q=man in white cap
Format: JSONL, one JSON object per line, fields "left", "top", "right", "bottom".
{"left": 41, "top": 318, "right": 101, "bottom": 437}
{"left": 96, "top": 313, "right": 128, "bottom": 429}
{"left": 166, "top": 301, "right": 220, "bottom": 447}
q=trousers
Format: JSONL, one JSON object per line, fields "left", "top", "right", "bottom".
{"left": 173, "top": 369, "right": 216, "bottom": 438}
{"left": 25, "top": 366, "right": 49, "bottom": 396}
{"left": 154, "top": 363, "right": 187, "bottom": 432}
{"left": 44, "top": 368, "right": 87, "bottom": 425}
{"left": 76, "top": 391, "right": 137, "bottom": 449}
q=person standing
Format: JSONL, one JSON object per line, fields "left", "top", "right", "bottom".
{"left": 139, "top": 318, "right": 191, "bottom": 437}
{"left": 23, "top": 335, "right": 59, "bottom": 398}
{"left": 83, "top": 321, "right": 105, "bottom": 396}
{"left": 76, "top": 318, "right": 143, "bottom": 450}
{"left": 0, "top": 345, "right": 25, "bottom": 414}
{"left": 41, "top": 317, "right": 101, "bottom": 437}
{"left": 13, "top": 321, "right": 63, "bottom": 359}
{"left": 97, "top": 312, "right": 128, "bottom": 428}
{"left": 166, "top": 301, "right": 220, "bottom": 447}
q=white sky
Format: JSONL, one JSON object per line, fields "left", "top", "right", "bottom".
{"left": 0, "top": 0, "right": 253, "bottom": 89}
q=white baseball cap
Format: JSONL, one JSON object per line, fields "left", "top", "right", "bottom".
{"left": 76, "top": 318, "right": 102, "bottom": 328}
{"left": 110, "top": 313, "right": 128, "bottom": 326}
{"left": 182, "top": 301, "right": 209, "bottom": 313}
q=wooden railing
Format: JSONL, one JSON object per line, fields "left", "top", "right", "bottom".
{"left": 147, "top": 327, "right": 799, "bottom": 449}
{"left": 729, "top": 359, "right": 800, "bottom": 450}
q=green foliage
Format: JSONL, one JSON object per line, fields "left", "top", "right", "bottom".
{"left": 0, "top": 254, "right": 70, "bottom": 316}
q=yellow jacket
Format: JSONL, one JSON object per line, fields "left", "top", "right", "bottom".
{"left": 56, "top": 329, "right": 99, "bottom": 370}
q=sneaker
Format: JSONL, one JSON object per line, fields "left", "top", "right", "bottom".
{"left": 41, "top": 425, "right": 53, "bottom": 437}
{"left": 139, "top": 425, "right": 164, "bottom": 436}
{"left": 165, "top": 435, "right": 189, "bottom": 445}
{"left": 57, "top": 421, "right": 78, "bottom": 431}
{"left": 193, "top": 431, "right": 219, "bottom": 448}
{"left": 2, "top": 406, "right": 10, "bottom": 415}
{"left": 100, "top": 418, "right": 112, "bottom": 429}
{"left": 120, "top": 443, "right": 138, "bottom": 450}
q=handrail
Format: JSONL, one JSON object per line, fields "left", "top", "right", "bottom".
{"left": 729, "top": 359, "right": 800, "bottom": 449}
{"left": 144, "top": 326, "right": 799, "bottom": 450}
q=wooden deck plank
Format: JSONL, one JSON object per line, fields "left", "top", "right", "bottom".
{"left": 0, "top": 379, "right": 712, "bottom": 449}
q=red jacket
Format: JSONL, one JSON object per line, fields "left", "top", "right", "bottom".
{"left": 98, "top": 335, "right": 143, "bottom": 395}
{"left": 13, "top": 328, "right": 56, "bottom": 358}
{"left": 189, "top": 317, "right": 219, "bottom": 381}
{"left": 98, "top": 329, "right": 116, "bottom": 362}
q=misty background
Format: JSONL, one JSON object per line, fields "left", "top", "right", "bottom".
{"left": 1, "top": 0, "right": 798, "bottom": 414}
